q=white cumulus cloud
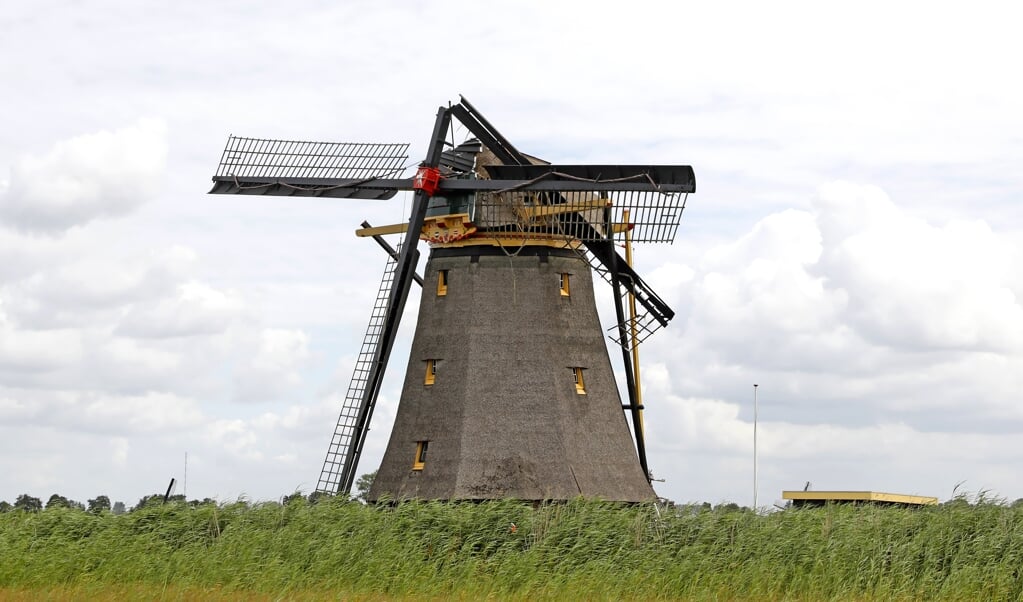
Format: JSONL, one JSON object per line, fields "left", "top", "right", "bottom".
{"left": 643, "top": 179, "right": 1023, "bottom": 469}
{"left": 0, "top": 119, "right": 167, "bottom": 233}
{"left": 233, "top": 328, "right": 310, "bottom": 403}
{"left": 814, "top": 181, "right": 1023, "bottom": 352}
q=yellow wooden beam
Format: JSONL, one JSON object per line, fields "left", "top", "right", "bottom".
{"left": 623, "top": 209, "right": 644, "bottom": 441}
{"left": 357, "top": 219, "right": 628, "bottom": 243}
{"left": 517, "top": 198, "right": 609, "bottom": 219}
{"left": 356, "top": 222, "right": 409, "bottom": 237}
{"left": 435, "top": 235, "right": 582, "bottom": 249}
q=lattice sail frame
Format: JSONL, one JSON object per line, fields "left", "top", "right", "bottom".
{"left": 471, "top": 188, "right": 689, "bottom": 244}
{"left": 215, "top": 136, "right": 410, "bottom": 180}
{"left": 461, "top": 161, "right": 692, "bottom": 245}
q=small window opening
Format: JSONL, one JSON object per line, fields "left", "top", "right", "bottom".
{"left": 424, "top": 359, "right": 437, "bottom": 385}
{"left": 560, "top": 273, "right": 571, "bottom": 297}
{"left": 413, "top": 441, "right": 428, "bottom": 470}
{"left": 573, "top": 367, "right": 586, "bottom": 395}
{"left": 437, "top": 270, "right": 448, "bottom": 296}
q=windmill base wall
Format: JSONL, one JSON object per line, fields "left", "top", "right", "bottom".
{"left": 368, "top": 246, "right": 655, "bottom": 503}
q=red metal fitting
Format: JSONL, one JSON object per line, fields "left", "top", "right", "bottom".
{"left": 413, "top": 166, "right": 442, "bottom": 196}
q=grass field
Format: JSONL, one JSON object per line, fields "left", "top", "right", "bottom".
{"left": 2, "top": 496, "right": 1022, "bottom": 600}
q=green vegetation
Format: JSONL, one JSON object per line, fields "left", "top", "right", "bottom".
{"left": 2, "top": 497, "right": 1023, "bottom": 600}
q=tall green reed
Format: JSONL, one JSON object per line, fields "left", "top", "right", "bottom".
{"left": 3, "top": 497, "right": 1022, "bottom": 600}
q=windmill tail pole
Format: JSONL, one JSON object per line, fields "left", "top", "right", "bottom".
{"left": 613, "top": 269, "right": 649, "bottom": 480}
{"left": 606, "top": 207, "right": 649, "bottom": 481}
{"left": 623, "top": 209, "right": 645, "bottom": 440}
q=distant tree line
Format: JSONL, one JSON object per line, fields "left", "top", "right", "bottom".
{"left": 0, "top": 493, "right": 218, "bottom": 514}
{"left": 9, "top": 473, "right": 1019, "bottom": 513}
{"left": 0, "top": 493, "right": 127, "bottom": 513}
{"left": 1, "top": 491, "right": 359, "bottom": 514}
{"left": 0, "top": 472, "right": 379, "bottom": 515}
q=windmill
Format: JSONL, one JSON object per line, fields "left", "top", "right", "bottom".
{"left": 209, "top": 97, "right": 695, "bottom": 502}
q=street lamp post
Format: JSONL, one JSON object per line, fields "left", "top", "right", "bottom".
{"left": 753, "top": 384, "right": 758, "bottom": 511}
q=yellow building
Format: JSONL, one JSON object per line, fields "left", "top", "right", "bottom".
{"left": 783, "top": 490, "right": 938, "bottom": 507}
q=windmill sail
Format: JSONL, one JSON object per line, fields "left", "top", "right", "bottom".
{"left": 316, "top": 248, "right": 400, "bottom": 495}
{"left": 210, "top": 137, "right": 410, "bottom": 199}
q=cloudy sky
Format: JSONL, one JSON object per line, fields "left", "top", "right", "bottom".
{"left": 2, "top": 0, "right": 1022, "bottom": 508}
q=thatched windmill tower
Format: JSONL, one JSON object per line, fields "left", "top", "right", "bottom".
{"left": 209, "top": 97, "right": 695, "bottom": 502}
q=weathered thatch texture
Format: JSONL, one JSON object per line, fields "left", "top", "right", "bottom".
{"left": 369, "top": 247, "right": 654, "bottom": 502}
